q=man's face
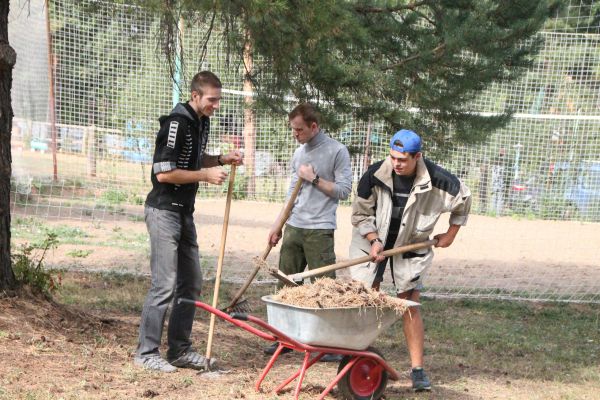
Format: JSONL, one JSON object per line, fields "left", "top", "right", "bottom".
{"left": 390, "top": 149, "right": 420, "bottom": 176}
{"left": 289, "top": 115, "right": 319, "bottom": 144}
{"left": 191, "top": 86, "right": 221, "bottom": 117}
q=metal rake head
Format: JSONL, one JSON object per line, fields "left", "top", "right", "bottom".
{"left": 223, "top": 298, "right": 252, "bottom": 314}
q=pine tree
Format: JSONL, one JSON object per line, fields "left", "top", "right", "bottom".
{"left": 145, "top": 0, "right": 559, "bottom": 150}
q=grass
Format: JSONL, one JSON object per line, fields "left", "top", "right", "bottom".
{"left": 54, "top": 271, "right": 600, "bottom": 387}
{"left": 379, "top": 298, "right": 600, "bottom": 384}
{"left": 3, "top": 271, "right": 599, "bottom": 399}
{"left": 57, "top": 271, "right": 149, "bottom": 313}
{"left": 11, "top": 217, "right": 149, "bottom": 252}
{"left": 66, "top": 249, "right": 94, "bottom": 258}
{"left": 11, "top": 218, "right": 90, "bottom": 245}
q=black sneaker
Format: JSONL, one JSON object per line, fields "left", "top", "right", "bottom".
{"left": 264, "top": 342, "right": 293, "bottom": 355}
{"left": 411, "top": 367, "right": 432, "bottom": 391}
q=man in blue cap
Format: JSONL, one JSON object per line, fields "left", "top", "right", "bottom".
{"left": 349, "top": 129, "right": 471, "bottom": 391}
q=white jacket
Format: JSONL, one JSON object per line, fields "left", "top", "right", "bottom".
{"left": 349, "top": 156, "right": 471, "bottom": 291}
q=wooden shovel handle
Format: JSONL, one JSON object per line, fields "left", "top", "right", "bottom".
{"left": 290, "top": 239, "right": 438, "bottom": 281}
{"left": 206, "top": 164, "right": 236, "bottom": 358}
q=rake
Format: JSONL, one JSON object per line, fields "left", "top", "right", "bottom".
{"left": 223, "top": 178, "right": 304, "bottom": 313}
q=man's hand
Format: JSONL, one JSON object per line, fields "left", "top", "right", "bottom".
{"left": 268, "top": 229, "right": 282, "bottom": 246}
{"left": 204, "top": 168, "right": 228, "bottom": 185}
{"left": 433, "top": 224, "right": 461, "bottom": 248}
{"left": 297, "top": 164, "right": 316, "bottom": 182}
{"left": 222, "top": 150, "right": 244, "bottom": 166}
{"left": 370, "top": 241, "right": 385, "bottom": 263}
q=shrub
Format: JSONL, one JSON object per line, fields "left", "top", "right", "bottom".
{"left": 11, "top": 233, "right": 62, "bottom": 295}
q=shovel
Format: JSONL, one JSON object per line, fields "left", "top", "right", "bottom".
{"left": 205, "top": 164, "right": 236, "bottom": 370}
{"left": 222, "top": 178, "right": 304, "bottom": 312}
{"left": 270, "top": 239, "right": 438, "bottom": 286}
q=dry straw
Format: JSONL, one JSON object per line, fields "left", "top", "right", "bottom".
{"left": 273, "top": 277, "right": 411, "bottom": 315}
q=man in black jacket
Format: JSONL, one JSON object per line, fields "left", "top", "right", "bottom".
{"left": 135, "top": 71, "right": 242, "bottom": 372}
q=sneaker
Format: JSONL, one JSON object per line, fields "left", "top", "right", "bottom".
{"left": 168, "top": 350, "right": 217, "bottom": 371}
{"left": 134, "top": 354, "right": 177, "bottom": 373}
{"left": 318, "top": 353, "right": 343, "bottom": 363}
{"left": 411, "top": 367, "right": 432, "bottom": 392}
{"left": 264, "top": 342, "right": 293, "bottom": 355}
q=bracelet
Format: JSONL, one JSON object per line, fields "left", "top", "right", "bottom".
{"left": 369, "top": 237, "right": 383, "bottom": 245}
{"left": 217, "top": 155, "right": 224, "bottom": 166}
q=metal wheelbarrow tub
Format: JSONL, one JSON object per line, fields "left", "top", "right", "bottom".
{"left": 262, "top": 295, "right": 419, "bottom": 351}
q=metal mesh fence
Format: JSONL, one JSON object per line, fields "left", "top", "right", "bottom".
{"left": 8, "top": 0, "right": 600, "bottom": 302}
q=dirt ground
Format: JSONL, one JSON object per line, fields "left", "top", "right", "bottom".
{"left": 1, "top": 280, "right": 599, "bottom": 400}
{"left": 3, "top": 200, "right": 600, "bottom": 399}
{"left": 27, "top": 199, "right": 600, "bottom": 297}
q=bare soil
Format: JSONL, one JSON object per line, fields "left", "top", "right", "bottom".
{"left": 19, "top": 199, "right": 600, "bottom": 294}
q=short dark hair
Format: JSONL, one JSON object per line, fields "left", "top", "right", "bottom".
{"left": 190, "top": 71, "right": 222, "bottom": 96}
{"left": 289, "top": 103, "right": 320, "bottom": 126}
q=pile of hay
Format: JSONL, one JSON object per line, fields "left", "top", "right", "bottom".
{"left": 273, "top": 277, "right": 412, "bottom": 315}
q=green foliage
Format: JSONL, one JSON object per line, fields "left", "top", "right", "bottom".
{"left": 51, "top": 0, "right": 154, "bottom": 129}
{"left": 419, "top": 298, "right": 600, "bottom": 380}
{"left": 100, "top": 189, "right": 128, "bottom": 205}
{"left": 44, "top": 225, "right": 88, "bottom": 239}
{"left": 230, "top": 0, "right": 556, "bottom": 150}
{"left": 539, "top": 196, "right": 571, "bottom": 219}
{"left": 224, "top": 173, "right": 249, "bottom": 200}
{"left": 66, "top": 249, "right": 94, "bottom": 258}
{"left": 546, "top": 0, "right": 600, "bottom": 33}
{"left": 67, "top": 0, "right": 557, "bottom": 154}
{"left": 11, "top": 234, "right": 62, "bottom": 295}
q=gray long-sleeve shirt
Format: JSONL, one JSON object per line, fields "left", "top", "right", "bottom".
{"left": 287, "top": 130, "right": 352, "bottom": 229}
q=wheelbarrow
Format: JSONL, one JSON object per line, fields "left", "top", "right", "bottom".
{"left": 179, "top": 295, "right": 418, "bottom": 400}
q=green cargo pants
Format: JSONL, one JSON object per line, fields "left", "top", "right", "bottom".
{"left": 278, "top": 224, "right": 336, "bottom": 287}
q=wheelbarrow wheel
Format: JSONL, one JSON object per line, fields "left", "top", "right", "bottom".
{"left": 336, "top": 346, "right": 388, "bottom": 400}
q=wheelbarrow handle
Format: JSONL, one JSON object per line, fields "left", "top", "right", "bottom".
{"left": 289, "top": 239, "right": 438, "bottom": 282}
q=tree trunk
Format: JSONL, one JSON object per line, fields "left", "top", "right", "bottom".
{"left": 242, "top": 38, "right": 256, "bottom": 199}
{"left": 0, "top": 0, "right": 16, "bottom": 291}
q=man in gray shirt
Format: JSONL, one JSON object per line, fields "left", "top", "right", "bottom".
{"left": 265, "top": 103, "right": 352, "bottom": 361}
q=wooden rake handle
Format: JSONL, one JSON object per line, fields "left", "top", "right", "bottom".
{"left": 224, "top": 178, "right": 304, "bottom": 309}
{"left": 288, "top": 239, "right": 438, "bottom": 282}
{"left": 206, "top": 164, "right": 236, "bottom": 359}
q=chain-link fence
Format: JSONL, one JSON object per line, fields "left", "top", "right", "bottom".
{"left": 8, "top": 0, "right": 600, "bottom": 302}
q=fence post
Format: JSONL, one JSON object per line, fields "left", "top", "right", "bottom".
{"left": 87, "top": 126, "right": 96, "bottom": 177}
{"left": 243, "top": 37, "right": 256, "bottom": 199}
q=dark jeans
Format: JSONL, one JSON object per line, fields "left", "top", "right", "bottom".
{"left": 278, "top": 224, "right": 336, "bottom": 287}
{"left": 136, "top": 206, "right": 203, "bottom": 359}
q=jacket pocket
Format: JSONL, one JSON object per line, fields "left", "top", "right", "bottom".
{"left": 412, "top": 213, "right": 439, "bottom": 240}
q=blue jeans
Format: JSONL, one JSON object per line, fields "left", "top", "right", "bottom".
{"left": 136, "top": 206, "right": 203, "bottom": 359}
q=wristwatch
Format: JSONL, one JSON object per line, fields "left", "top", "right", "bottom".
{"left": 312, "top": 174, "right": 320, "bottom": 186}
{"left": 217, "top": 155, "right": 224, "bottom": 166}
{"left": 370, "top": 237, "right": 383, "bottom": 246}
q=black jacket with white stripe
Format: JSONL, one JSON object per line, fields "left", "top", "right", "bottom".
{"left": 145, "top": 102, "right": 210, "bottom": 214}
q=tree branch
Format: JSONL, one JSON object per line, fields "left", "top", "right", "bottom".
{"left": 355, "top": 1, "right": 428, "bottom": 14}
{"left": 382, "top": 43, "right": 445, "bottom": 70}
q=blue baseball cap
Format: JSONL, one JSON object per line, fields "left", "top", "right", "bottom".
{"left": 390, "top": 129, "right": 422, "bottom": 153}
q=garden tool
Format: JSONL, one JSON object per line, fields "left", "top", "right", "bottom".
{"left": 205, "top": 164, "right": 236, "bottom": 370}
{"left": 223, "top": 178, "right": 304, "bottom": 313}
{"left": 270, "top": 239, "right": 438, "bottom": 286}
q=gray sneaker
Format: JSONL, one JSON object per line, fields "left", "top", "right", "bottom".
{"left": 134, "top": 354, "right": 177, "bottom": 373}
{"left": 168, "top": 350, "right": 217, "bottom": 371}
{"left": 411, "top": 367, "right": 432, "bottom": 391}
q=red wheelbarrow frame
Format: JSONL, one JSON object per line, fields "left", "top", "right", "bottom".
{"left": 180, "top": 298, "right": 400, "bottom": 400}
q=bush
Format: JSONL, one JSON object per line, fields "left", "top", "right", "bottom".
{"left": 222, "top": 173, "right": 248, "bottom": 200}
{"left": 11, "top": 233, "right": 62, "bottom": 295}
